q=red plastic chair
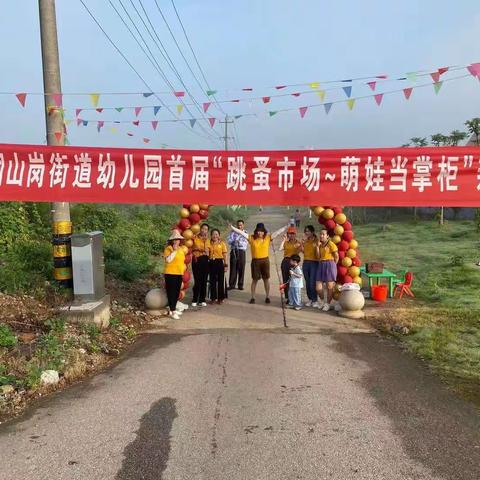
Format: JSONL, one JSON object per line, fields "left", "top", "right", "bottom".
{"left": 394, "top": 272, "right": 414, "bottom": 298}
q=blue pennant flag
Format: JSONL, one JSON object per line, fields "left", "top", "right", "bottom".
{"left": 234, "top": 115, "right": 243, "bottom": 119}
{"left": 153, "top": 106, "right": 161, "bottom": 116}
{"left": 189, "top": 119, "right": 197, "bottom": 128}
{"left": 324, "top": 103, "right": 333, "bottom": 114}
{"left": 342, "top": 86, "right": 352, "bottom": 98}
{"left": 82, "top": 120, "right": 88, "bottom": 126}
{"left": 143, "top": 92, "right": 154, "bottom": 98}
{"left": 341, "top": 79, "right": 352, "bottom": 83}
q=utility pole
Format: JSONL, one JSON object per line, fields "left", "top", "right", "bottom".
{"left": 39, "top": 0, "right": 73, "bottom": 288}
{"left": 219, "top": 115, "right": 234, "bottom": 150}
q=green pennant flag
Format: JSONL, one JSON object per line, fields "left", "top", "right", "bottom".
{"left": 433, "top": 81, "right": 443, "bottom": 95}
{"left": 406, "top": 72, "right": 417, "bottom": 82}
{"left": 206, "top": 90, "right": 217, "bottom": 96}
{"left": 115, "top": 107, "right": 124, "bottom": 112}
{"left": 269, "top": 111, "right": 278, "bottom": 117}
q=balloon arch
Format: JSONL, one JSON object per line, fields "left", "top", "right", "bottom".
{"left": 173, "top": 204, "right": 362, "bottom": 301}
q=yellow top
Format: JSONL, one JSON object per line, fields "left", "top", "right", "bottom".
{"left": 303, "top": 238, "right": 318, "bottom": 261}
{"left": 210, "top": 240, "right": 227, "bottom": 260}
{"left": 192, "top": 235, "right": 210, "bottom": 258}
{"left": 283, "top": 240, "right": 301, "bottom": 258}
{"left": 319, "top": 240, "right": 338, "bottom": 261}
{"left": 164, "top": 245, "right": 186, "bottom": 275}
{"left": 249, "top": 234, "right": 271, "bottom": 259}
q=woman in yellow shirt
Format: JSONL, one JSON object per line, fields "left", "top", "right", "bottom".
{"left": 163, "top": 230, "right": 186, "bottom": 320}
{"left": 230, "top": 222, "right": 287, "bottom": 304}
{"left": 315, "top": 229, "right": 339, "bottom": 312}
{"left": 191, "top": 223, "right": 210, "bottom": 307}
{"left": 301, "top": 225, "right": 319, "bottom": 307}
{"left": 279, "top": 226, "right": 301, "bottom": 303}
{"left": 209, "top": 229, "right": 228, "bottom": 304}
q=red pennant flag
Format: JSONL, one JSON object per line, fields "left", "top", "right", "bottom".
{"left": 299, "top": 106, "right": 308, "bottom": 118}
{"left": 52, "top": 93, "right": 63, "bottom": 107}
{"left": 262, "top": 96, "right": 271, "bottom": 103}
{"left": 230, "top": 99, "right": 240, "bottom": 103}
{"left": 430, "top": 72, "right": 441, "bottom": 83}
{"left": 203, "top": 102, "right": 211, "bottom": 112}
{"left": 127, "top": 132, "right": 134, "bottom": 137}
{"left": 376, "top": 75, "right": 388, "bottom": 79}
{"left": 143, "top": 138, "right": 150, "bottom": 144}
{"left": 15, "top": 93, "right": 27, "bottom": 107}
{"left": 242, "top": 88, "right": 253, "bottom": 91}
{"left": 54, "top": 132, "right": 63, "bottom": 143}
{"left": 467, "top": 63, "right": 480, "bottom": 78}
{"left": 151, "top": 121, "right": 158, "bottom": 130}
{"left": 438, "top": 67, "right": 449, "bottom": 76}
{"left": 403, "top": 88, "right": 413, "bottom": 100}
{"left": 374, "top": 94, "right": 383, "bottom": 106}
{"left": 367, "top": 81, "right": 376, "bottom": 91}
{"left": 76, "top": 118, "right": 83, "bottom": 126}
{"left": 208, "top": 117, "right": 216, "bottom": 128}
{"left": 291, "top": 92, "right": 301, "bottom": 97}
{"left": 97, "top": 121, "right": 104, "bottom": 129}
{"left": 75, "top": 109, "right": 82, "bottom": 117}
{"left": 133, "top": 120, "right": 140, "bottom": 126}
{"left": 174, "top": 91, "right": 185, "bottom": 97}
{"left": 275, "top": 85, "right": 287, "bottom": 90}
{"left": 135, "top": 107, "right": 142, "bottom": 117}
{"left": 96, "top": 108, "right": 104, "bottom": 113}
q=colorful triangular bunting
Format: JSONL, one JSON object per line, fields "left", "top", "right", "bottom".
{"left": 96, "top": 108, "right": 103, "bottom": 113}
{"left": 299, "top": 106, "right": 308, "bottom": 118}
{"left": 143, "top": 138, "right": 150, "bottom": 143}
{"left": 52, "top": 93, "right": 63, "bottom": 107}
{"left": 324, "top": 103, "right": 332, "bottom": 114}
{"left": 143, "top": 92, "right": 153, "bottom": 97}
{"left": 406, "top": 72, "right": 417, "bottom": 82}
{"left": 433, "top": 81, "right": 443, "bottom": 94}
{"left": 262, "top": 96, "right": 271, "bottom": 103}
{"left": 430, "top": 72, "right": 441, "bottom": 83}
{"left": 269, "top": 111, "right": 278, "bottom": 117}
{"left": 367, "top": 81, "right": 376, "bottom": 91}
{"left": 206, "top": 90, "right": 217, "bottom": 96}
{"left": 153, "top": 106, "right": 161, "bottom": 115}
{"left": 189, "top": 119, "right": 196, "bottom": 128}
{"left": 403, "top": 87, "right": 413, "bottom": 100}
{"left": 347, "top": 99, "right": 355, "bottom": 110}
{"left": 135, "top": 107, "right": 142, "bottom": 117}
{"left": 97, "top": 121, "right": 104, "bottom": 132}
{"left": 309, "top": 82, "right": 320, "bottom": 89}
{"left": 174, "top": 91, "right": 185, "bottom": 98}
{"left": 203, "top": 102, "right": 211, "bottom": 112}
{"left": 176, "top": 104, "right": 184, "bottom": 115}
{"left": 133, "top": 120, "right": 140, "bottom": 126}
{"left": 242, "top": 88, "right": 253, "bottom": 91}
{"left": 316, "top": 90, "right": 326, "bottom": 101}
{"left": 208, "top": 117, "right": 216, "bottom": 128}
{"left": 115, "top": 107, "right": 124, "bottom": 113}
{"left": 151, "top": 121, "right": 158, "bottom": 130}
{"left": 467, "top": 63, "right": 480, "bottom": 78}
{"left": 374, "top": 94, "right": 383, "bottom": 106}
{"left": 90, "top": 93, "right": 100, "bottom": 108}
{"left": 343, "top": 86, "right": 352, "bottom": 98}
{"left": 291, "top": 92, "right": 301, "bottom": 97}
{"left": 15, "top": 93, "right": 27, "bottom": 107}
{"left": 275, "top": 85, "right": 287, "bottom": 90}
{"left": 438, "top": 67, "right": 449, "bottom": 76}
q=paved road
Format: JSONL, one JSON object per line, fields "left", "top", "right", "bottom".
{"left": 1, "top": 210, "right": 479, "bottom": 479}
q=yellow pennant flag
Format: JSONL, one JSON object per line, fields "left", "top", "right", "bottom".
{"left": 90, "top": 93, "right": 100, "bottom": 108}
{"left": 110, "top": 127, "right": 117, "bottom": 134}
{"left": 309, "top": 82, "right": 320, "bottom": 89}
{"left": 176, "top": 104, "right": 184, "bottom": 115}
{"left": 347, "top": 99, "right": 355, "bottom": 111}
{"left": 316, "top": 90, "right": 326, "bottom": 101}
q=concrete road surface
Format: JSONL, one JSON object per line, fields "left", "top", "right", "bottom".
{"left": 1, "top": 209, "right": 479, "bottom": 479}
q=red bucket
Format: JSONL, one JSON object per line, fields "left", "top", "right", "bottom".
{"left": 371, "top": 284, "right": 388, "bottom": 302}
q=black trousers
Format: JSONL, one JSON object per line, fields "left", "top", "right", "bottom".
{"left": 281, "top": 257, "right": 292, "bottom": 301}
{"left": 209, "top": 259, "right": 226, "bottom": 301}
{"left": 164, "top": 274, "right": 183, "bottom": 312}
{"left": 192, "top": 255, "right": 209, "bottom": 303}
{"left": 228, "top": 249, "right": 246, "bottom": 289}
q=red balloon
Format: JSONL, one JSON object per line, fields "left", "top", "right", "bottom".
{"left": 325, "top": 219, "right": 336, "bottom": 231}
{"left": 189, "top": 213, "right": 201, "bottom": 225}
{"left": 182, "top": 271, "right": 191, "bottom": 283}
{"left": 199, "top": 209, "right": 209, "bottom": 220}
{"left": 178, "top": 218, "right": 191, "bottom": 231}
{"left": 343, "top": 221, "right": 352, "bottom": 231}
{"left": 183, "top": 204, "right": 190, "bottom": 209}
{"left": 337, "top": 266, "right": 348, "bottom": 277}
{"left": 338, "top": 240, "right": 349, "bottom": 251}
{"left": 352, "top": 257, "right": 362, "bottom": 267}
{"left": 317, "top": 216, "right": 326, "bottom": 225}
{"left": 336, "top": 274, "right": 346, "bottom": 284}
{"left": 338, "top": 251, "right": 346, "bottom": 260}
{"left": 184, "top": 254, "right": 192, "bottom": 264}
{"left": 342, "top": 231, "right": 354, "bottom": 242}
{"left": 333, "top": 207, "right": 343, "bottom": 215}
{"left": 344, "top": 275, "right": 353, "bottom": 284}
{"left": 328, "top": 229, "right": 336, "bottom": 238}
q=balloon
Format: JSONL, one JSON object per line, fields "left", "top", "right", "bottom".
{"left": 322, "top": 208, "right": 334, "bottom": 219}
{"left": 335, "top": 213, "right": 347, "bottom": 225}
{"left": 199, "top": 209, "right": 209, "bottom": 220}
{"left": 191, "top": 224, "right": 201, "bottom": 235}
{"left": 190, "top": 204, "right": 200, "bottom": 213}
{"left": 338, "top": 240, "right": 349, "bottom": 251}
{"left": 182, "top": 271, "right": 191, "bottom": 283}
{"left": 349, "top": 239, "right": 358, "bottom": 249}
{"left": 317, "top": 216, "right": 327, "bottom": 225}
{"left": 338, "top": 251, "right": 346, "bottom": 260}
{"left": 182, "top": 229, "right": 193, "bottom": 240}
{"left": 179, "top": 208, "right": 190, "bottom": 218}
{"left": 343, "top": 275, "right": 353, "bottom": 284}
{"left": 346, "top": 248, "right": 357, "bottom": 259}
{"left": 181, "top": 282, "right": 189, "bottom": 290}
{"left": 352, "top": 257, "right": 362, "bottom": 267}
{"left": 352, "top": 276, "right": 362, "bottom": 286}
{"left": 332, "top": 235, "right": 341, "bottom": 244}
{"left": 181, "top": 245, "right": 189, "bottom": 254}
{"left": 348, "top": 266, "right": 360, "bottom": 277}
{"left": 334, "top": 225, "right": 344, "bottom": 236}
{"left": 184, "top": 239, "right": 194, "bottom": 248}
{"left": 199, "top": 204, "right": 209, "bottom": 210}
{"left": 337, "top": 265, "right": 348, "bottom": 277}
{"left": 333, "top": 207, "right": 343, "bottom": 215}
{"left": 183, "top": 204, "right": 190, "bottom": 209}
{"left": 189, "top": 213, "right": 201, "bottom": 225}
{"left": 178, "top": 218, "right": 191, "bottom": 231}
{"left": 184, "top": 254, "right": 192, "bottom": 264}
{"left": 342, "top": 231, "right": 354, "bottom": 242}
{"left": 342, "top": 221, "right": 352, "bottom": 231}
{"left": 341, "top": 257, "right": 353, "bottom": 267}
{"left": 325, "top": 219, "right": 336, "bottom": 231}
{"left": 313, "top": 206, "right": 324, "bottom": 216}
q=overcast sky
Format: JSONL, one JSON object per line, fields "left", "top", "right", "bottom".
{"left": 0, "top": 0, "right": 479, "bottom": 150}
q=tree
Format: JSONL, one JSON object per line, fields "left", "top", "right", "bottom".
{"left": 431, "top": 133, "right": 448, "bottom": 146}
{"left": 448, "top": 130, "right": 468, "bottom": 146}
{"left": 410, "top": 137, "right": 428, "bottom": 147}
{"left": 465, "top": 118, "right": 480, "bottom": 145}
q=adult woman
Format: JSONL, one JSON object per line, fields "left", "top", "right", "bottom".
{"left": 301, "top": 225, "right": 319, "bottom": 307}
{"left": 230, "top": 222, "right": 287, "bottom": 304}
{"left": 209, "top": 229, "right": 228, "bottom": 304}
{"left": 315, "top": 229, "right": 339, "bottom": 311}
{"left": 191, "top": 223, "right": 210, "bottom": 307}
{"left": 279, "top": 226, "right": 301, "bottom": 303}
{"left": 163, "top": 231, "right": 186, "bottom": 320}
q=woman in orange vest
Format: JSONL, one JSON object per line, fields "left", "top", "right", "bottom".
{"left": 230, "top": 222, "right": 287, "bottom": 304}
{"left": 279, "top": 226, "right": 302, "bottom": 303}
{"left": 163, "top": 230, "right": 186, "bottom": 320}
{"left": 209, "top": 229, "right": 228, "bottom": 304}
{"left": 191, "top": 223, "right": 210, "bottom": 307}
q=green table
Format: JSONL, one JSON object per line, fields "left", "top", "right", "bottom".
{"left": 360, "top": 266, "right": 398, "bottom": 298}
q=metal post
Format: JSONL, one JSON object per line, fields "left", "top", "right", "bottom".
{"left": 39, "top": 0, "right": 73, "bottom": 287}
{"left": 219, "top": 115, "right": 234, "bottom": 151}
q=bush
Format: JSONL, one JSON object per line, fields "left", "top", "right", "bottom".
{"left": 0, "top": 324, "right": 17, "bottom": 348}
{"left": 36, "top": 332, "right": 66, "bottom": 371}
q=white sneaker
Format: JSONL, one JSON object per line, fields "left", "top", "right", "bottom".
{"left": 312, "top": 301, "right": 321, "bottom": 309}
{"left": 321, "top": 303, "right": 331, "bottom": 312}
{"left": 191, "top": 302, "right": 198, "bottom": 307}
{"left": 176, "top": 302, "right": 189, "bottom": 311}
{"left": 169, "top": 311, "right": 180, "bottom": 320}
{"left": 174, "top": 310, "right": 183, "bottom": 316}
{"left": 294, "top": 307, "right": 302, "bottom": 311}
{"left": 200, "top": 302, "right": 207, "bottom": 307}
{"left": 305, "top": 300, "right": 313, "bottom": 307}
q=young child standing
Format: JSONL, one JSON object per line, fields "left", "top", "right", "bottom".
{"left": 287, "top": 254, "right": 304, "bottom": 310}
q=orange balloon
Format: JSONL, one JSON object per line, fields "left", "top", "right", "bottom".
{"left": 189, "top": 204, "right": 200, "bottom": 213}
{"left": 332, "top": 235, "right": 341, "bottom": 244}
{"left": 184, "top": 239, "right": 194, "bottom": 248}
{"left": 352, "top": 276, "right": 362, "bottom": 286}
{"left": 313, "top": 206, "right": 324, "bottom": 217}
{"left": 346, "top": 248, "right": 357, "bottom": 259}
{"left": 348, "top": 266, "right": 360, "bottom": 277}
{"left": 179, "top": 208, "right": 190, "bottom": 218}
{"left": 349, "top": 239, "right": 358, "bottom": 249}
{"left": 199, "top": 204, "right": 209, "bottom": 210}
{"left": 191, "top": 224, "right": 200, "bottom": 234}
{"left": 335, "top": 213, "right": 347, "bottom": 225}
{"left": 182, "top": 229, "right": 193, "bottom": 240}
{"left": 334, "top": 225, "right": 344, "bottom": 236}
{"left": 322, "top": 208, "right": 334, "bottom": 219}
{"left": 341, "top": 257, "right": 352, "bottom": 268}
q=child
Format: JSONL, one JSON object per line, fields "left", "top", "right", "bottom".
{"left": 287, "top": 254, "right": 304, "bottom": 310}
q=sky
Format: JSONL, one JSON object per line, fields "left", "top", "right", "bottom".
{"left": 0, "top": 0, "right": 479, "bottom": 151}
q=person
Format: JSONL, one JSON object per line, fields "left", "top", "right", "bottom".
{"left": 209, "top": 229, "right": 228, "bottom": 304}
{"left": 230, "top": 222, "right": 287, "bottom": 304}
{"left": 163, "top": 231, "right": 186, "bottom": 320}
{"left": 286, "top": 254, "right": 304, "bottom": 310}
{"left": 289, "top": 215, "right": 295, "bottom": 226}
{"left": 315, "top": 229, "right": 339, "bottom": 311}
{"left": 279, "top": 226, "right": 301, "bottom": 303}
{"left": 191, "top": 223, "right": 210, "bottom": 307}
{"left": 227, "top": 219, "right": 248, "bottom": 290}
{"left": 301, "top": 225, "right": 320, "bottom": 308}
{"left": 294, "top": 209, "right": 302, "bottom": 228}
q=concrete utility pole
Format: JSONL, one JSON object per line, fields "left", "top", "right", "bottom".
{"left": 39, "top": 0, "right": 73, "bottom": 287}
{"left": 219, "top": 115, "right": 234, "bottom": 150}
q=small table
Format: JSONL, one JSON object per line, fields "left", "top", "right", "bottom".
{"left": 360, "top": 266, "right": 398, "bottom": 298}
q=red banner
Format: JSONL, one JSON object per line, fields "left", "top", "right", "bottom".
{"left": 0, "top": 143, "right": 479, "bottom": 206}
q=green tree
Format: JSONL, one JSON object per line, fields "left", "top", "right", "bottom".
{"left": 465, "top": 117, "right": 480, "bottom": 145}
{"left": 448, "top": 130, "right": 468, "bottom": 146}
{"left": 409, "top": 137, "right": 428, "bottom": 147}
{"left": 431, "top": 133, "right": 448, "bottom": 147}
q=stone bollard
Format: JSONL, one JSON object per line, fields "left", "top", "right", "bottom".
{"left": 145, "top": 288, "right": 169, "bottom": 316}
{"left": 337, "top": 283, "right": 365, "bottom": 319}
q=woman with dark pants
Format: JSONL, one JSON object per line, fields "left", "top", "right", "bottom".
{"left": 279, "top": 226, "right": 301, "bottom": 303}
{"left": 191, "top": 223, "right": 210, "bottom": 307}
{"left": 163, "top": 231, "right": 186, "bottom": 320}
{"left": 301, "top": 225, "right": 319, "bottom": 308}
{"left": 209, "top": 229, "right": 228, "bottom": 304}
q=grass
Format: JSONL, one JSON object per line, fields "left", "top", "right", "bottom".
{"left": 355, "top": 220, "right": 480, "bottom": 403}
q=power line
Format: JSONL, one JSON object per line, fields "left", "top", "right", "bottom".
{"left": 79, "top": 0, "right": 216, "bottom": 145}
